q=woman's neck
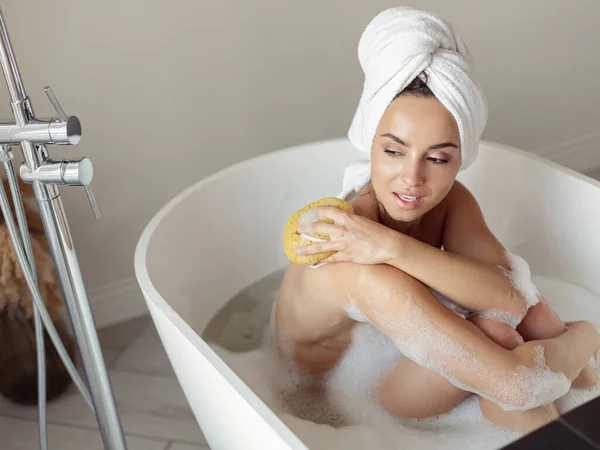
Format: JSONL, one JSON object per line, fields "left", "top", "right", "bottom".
{"left": 354, "top": 184, "right": 423, "bottom": 236}
{"left": 378, "top": 204, "right": 422, "bottom": 235}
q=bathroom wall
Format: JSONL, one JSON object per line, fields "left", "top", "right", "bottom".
{"left": 0, "top": 0, "right": 598, "bottom": 326}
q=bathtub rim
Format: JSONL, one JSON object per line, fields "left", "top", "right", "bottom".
{"left": 133, "top": 136, "right": 600, "bottom": 447}
{"left": 134, "top": 135, "right": 600, "bottom": 310}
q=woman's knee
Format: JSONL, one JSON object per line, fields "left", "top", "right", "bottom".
{"left": 375, "top": 358, "right": 469, "bottom": 419}
{"left": 516, "top": 301, "right": 565, "bottom": 341}
{"left": 470, "top": 316, "right": 524, "bottom": 350}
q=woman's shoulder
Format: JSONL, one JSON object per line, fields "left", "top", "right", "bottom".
{"left": 444, "top": 180, "right": 479, "bottom": 215}
{"left": 441, "top": 180, "right": 509, "bottom": 267}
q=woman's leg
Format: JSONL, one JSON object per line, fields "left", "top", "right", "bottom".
{"left": 375, "top": 316, "right": 521, "bottom": 418}
{"left": 517, "top": 300, "right": 599, "bottom": 389}
{"left": 344, "top": 263, "right": 599, "bottom": 411}
{"left": 376, "top": 315, "right": 561, "bottom": 431}
{"left": 376, "top": 356, "right": 560, "bottom": 432}
{"left": 478, "top": 398, "right": 560, "bottom": 432}
{"left": 376, "top": 357, "right": 470, "bottom": 417}
{"left": 467, "top": 316, "right": 560, "bottom": 431}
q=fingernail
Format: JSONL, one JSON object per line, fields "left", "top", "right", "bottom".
{"left": 300, "top": 233, "right": 326, "bottom": 243}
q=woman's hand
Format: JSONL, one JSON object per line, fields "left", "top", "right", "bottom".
{"left": 294, "top": 206, "right": 400, "bottom": 265}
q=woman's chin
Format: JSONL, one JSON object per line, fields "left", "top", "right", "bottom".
{"left": 385, "top": 204, "right": 426, "bottom": 223}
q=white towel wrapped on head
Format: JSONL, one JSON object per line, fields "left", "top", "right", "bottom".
{"left": 338, "top": 7, "right": 488, "bottom": 200}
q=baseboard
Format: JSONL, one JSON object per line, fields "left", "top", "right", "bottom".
{"left": 534, "top": 131, "right": 600, "bottom": 174}
{"left": 88, "top": 276, "right": 149, "bottom": 329}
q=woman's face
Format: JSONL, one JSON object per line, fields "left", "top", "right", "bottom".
{"left": 370, "top": 94, "right": 461, "bottom": 224}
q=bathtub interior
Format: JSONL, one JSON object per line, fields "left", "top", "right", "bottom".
{"left": 144, "top": 139, "right": 363, "bottom": 332}
{"left": 145, "top": 138, "right": 600, "bottom": 329}
{"left": 139, "top": 138, "right": 600, "bottom": 449}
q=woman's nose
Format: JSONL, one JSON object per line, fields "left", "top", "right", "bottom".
{"left": 401, "top": 161, "right": 425, "bottom": 187}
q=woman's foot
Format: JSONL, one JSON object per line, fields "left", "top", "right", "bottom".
{"left": 478, "top": 396, "right": 560, "bottom": 433}
{"left": 572, "top": 365, "right": 599, "bottom": 389}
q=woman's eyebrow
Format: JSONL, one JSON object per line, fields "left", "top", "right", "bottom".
{"left": 380, "top": 133, "right": 458, "bottom": 150}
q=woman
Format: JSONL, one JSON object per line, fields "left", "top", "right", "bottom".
{"left": 273, "top": 7, "right": 599, "bottom": 433}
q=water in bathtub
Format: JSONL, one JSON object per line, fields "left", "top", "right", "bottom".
{"left": 202, "top": 269, "right": 600, "bottom": 450}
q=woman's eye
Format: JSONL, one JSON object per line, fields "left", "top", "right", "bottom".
{"left": 427, "top": 157, "right": 449, "bottom": 164}
{"left": 384, "top": 149, "right": 449, "bottom": 164}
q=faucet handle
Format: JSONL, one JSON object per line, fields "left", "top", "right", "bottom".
{"left": 61, "top": 157, "right": 102, "bottom": 220}
{"left": 20, "top": 156, "right": 102, "bottom": 219}
{"left": 44, "top": 86, "right": 68, "bottom": 122}
{"left": 84, "top": 184, "right": 101, "bottom": 220}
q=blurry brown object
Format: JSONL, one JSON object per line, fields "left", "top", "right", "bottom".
{"left": 0, "top": 177, "right": 75, "bottom": 404}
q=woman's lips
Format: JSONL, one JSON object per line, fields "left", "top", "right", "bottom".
{"left": 393, "top": 192, "right": 424, "bottom": 209}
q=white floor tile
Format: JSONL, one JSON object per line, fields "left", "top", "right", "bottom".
{"left": 0, "top": 371, "right": 206, "bottom": 444}
{"left": 97, "top": 315, "right": 150, "bottom": 366}
{"left": 168, "top": 442, "right": 209, "bottom": 450}
{"left": 113, "top": 323, "right": 174, "bottom": 377}
{"left": 0, "top": 416, "right": 168, "bottom": 450}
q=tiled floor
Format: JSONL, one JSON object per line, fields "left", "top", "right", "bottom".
{"left": 0, "top": 314, "right": 209, "bottom": 450}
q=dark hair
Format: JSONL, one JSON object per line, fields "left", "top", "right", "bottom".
{"left": 395, "top": 73, "right": 434, "bottom": 99}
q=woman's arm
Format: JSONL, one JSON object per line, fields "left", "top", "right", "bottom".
{"left": 348, "top": 263, "right": 599, "bottom": 411}
{"left": 386, "top": 182, "right": 533, "bottom": 317}
{"left": 295, "top": 184, "right": 538, "bottom": 317}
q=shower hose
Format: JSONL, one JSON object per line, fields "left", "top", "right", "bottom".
{"left": 0, "top": 157, "right": 94, "bottom": 450}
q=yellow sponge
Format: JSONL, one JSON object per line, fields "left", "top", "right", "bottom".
{"left": 282, "top": 197, "right": 354, "bottom": 265}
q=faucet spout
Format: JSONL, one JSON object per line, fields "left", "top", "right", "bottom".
{"left": 0, "top": 116, "right": 82, "bottom": 145}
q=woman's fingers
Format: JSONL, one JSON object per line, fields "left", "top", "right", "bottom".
{"left": 300, "top": 205, "right": 351, "bottom": 224}
{"left": 295, "top": 240, "right": 342, "bottom": 256}
{"left": 317, "top": 251, "right": 346, "bottom": 264}
{"left": 297, "top": 206, "right": 351, "bottom": 243}
{"left": 298, "top": 221, "right": 342, "bottom": 238}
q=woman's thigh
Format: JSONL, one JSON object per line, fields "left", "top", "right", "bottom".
{"left": 283, "top": 263, "right": 471, "bottom": 417}
{"left": 373, "top": 313, "right": 531, "bottom": 419}
{"left": 375, "top": 356, "right": 471, "bottom": 418}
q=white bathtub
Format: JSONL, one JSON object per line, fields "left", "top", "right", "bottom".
{"left": 134, "top": 138, "right": 600, "bottom": 450}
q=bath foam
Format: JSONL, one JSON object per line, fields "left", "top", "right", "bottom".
{"left": 555, "top": 350, "right": 600, "bottom": 414}
{"left": 211, "top": 320, "right": 599, "bottom": 450}
{"left": 474, "top": 309, "right": 523, "bottom": 329}
{"left": 210, "top": 323, "right": 526, "bottom": 450}
{"left": 501, "top": 251, "right": 542, "bottom": 313}
{"left": 343, "top": 297, "right": 371, "bottom": 324}
{"left": 203, "top": 271, "right": 600, "bottom": 450}
{"left": 472, "top": 252, "right": 542, "bottom": 328}
{"left": 365, "top": 292, "right": 573, "bottom": 411}
{"left": 511, "top": 345, "right": 572, "bottom": 411}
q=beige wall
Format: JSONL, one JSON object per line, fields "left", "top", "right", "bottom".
{"left": 0, "top": 1, "right": 598, "bottom": 299}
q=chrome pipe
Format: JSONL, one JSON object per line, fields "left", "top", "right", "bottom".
{"left": 0, "top": 117, "right": 82, "bottom": 145}
{"left": 31, "top": 173, "right": 126, "bottom": 448}
{"left": 0, "top": 11, "right": 27, "bottom": 116}
{"left": 0, "top": 6, "right": 126, "bottom": 449}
